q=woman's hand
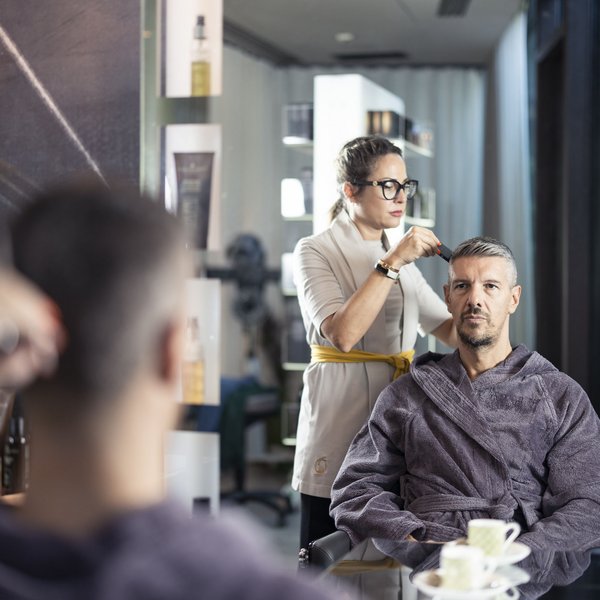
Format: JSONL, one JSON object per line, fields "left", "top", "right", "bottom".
{"left": 0, "top": 268, "right": 65, "bottom": 389}
{"left": 318, "top": 226, "right": 447, "bottom": 353}
{"left": 385, "top": 226, "right": 441, "bottom": 269}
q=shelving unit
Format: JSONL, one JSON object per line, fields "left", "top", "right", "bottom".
{"left": 141, "top": 0, "right": 222, "bottom": 514}
{"left": 278, "top": 113, "right": 314, "bottom": 446}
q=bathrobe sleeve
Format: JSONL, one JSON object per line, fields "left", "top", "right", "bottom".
{"left": 330, "top": 384, "right": 427, "bottom": 546}
{"left": 517, "top": 374, "right": 600, "bottom": 552}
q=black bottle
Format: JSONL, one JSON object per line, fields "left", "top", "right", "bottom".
{"left": 2, "top": 398, "right": 28, "bottom": 494}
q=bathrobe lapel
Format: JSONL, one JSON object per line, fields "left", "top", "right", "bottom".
{"left": 410, "top": 360, "right": 512, "bottom": 482}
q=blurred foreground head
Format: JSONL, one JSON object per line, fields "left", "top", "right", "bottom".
{"left": 10, "top": 177, "right": 187, "bottom": 419}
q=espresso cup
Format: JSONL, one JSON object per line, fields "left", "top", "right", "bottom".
{"left": 468, "top": 518, "right": 521, "bottom": 557}
{"left": 440, "top": 544, "right": 494, "bottom": 590}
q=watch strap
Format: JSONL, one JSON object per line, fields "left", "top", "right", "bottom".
{"left": 374, "top": 259, "right": 400, "bottom": 282}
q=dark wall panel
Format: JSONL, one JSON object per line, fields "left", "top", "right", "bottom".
{"left": 532, "top": 0, "right": 600, "bottom": 407}
{"left": 0, "top": 1, "right": 140, "bottom": 228}
{"left": 535, "top": 43, "right": 563, "bottom": 371}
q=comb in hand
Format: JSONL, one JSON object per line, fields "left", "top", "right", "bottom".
{"left": 437, "top": 244, "right": 452, "bottom": 262}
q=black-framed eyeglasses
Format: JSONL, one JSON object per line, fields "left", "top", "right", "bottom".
{"left": 353, "top": 178, "right": 418, "bottom": 201}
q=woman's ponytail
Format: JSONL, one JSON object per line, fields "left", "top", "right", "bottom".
{"left": 328, "top": 196, "right": 346, "bottom": 223}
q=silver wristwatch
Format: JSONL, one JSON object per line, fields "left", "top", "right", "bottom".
{"left": 374, "top": 259, "right": 400, "bottom": 282}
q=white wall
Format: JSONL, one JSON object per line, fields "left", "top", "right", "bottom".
{"left": 207, "top": 46, "right": 286, "bottom": 377}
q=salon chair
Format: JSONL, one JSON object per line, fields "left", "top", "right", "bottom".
{"left": 298, "top": 530, "right": 352, "bottom": 570}
{"left": 217, "top": 377, "right": 294, "bottom": 527}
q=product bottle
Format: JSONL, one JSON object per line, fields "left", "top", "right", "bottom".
{"left": 2, "top": 401, "right": 28, "bottom": 494}
{"left": 1, "top": 415, "right": 17, "bottom": 494}
{"left": 0, "top": 391, "right": 13, "bottom": 494}
{"left": 183, "top": 317, "right": 205, "bottom": 405}
{"left": 18, "top": 415, "right": 29, "bottom": 491}
{"left": 191, "top": 15, "right": 211, "bottom": 96}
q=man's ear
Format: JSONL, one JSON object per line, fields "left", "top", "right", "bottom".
{"left": 443, "top": 283, "right": 450, "bottom": 307}
{"left": 508, "top": 284, "right": 522, "bottom": 314}
{"left": 159, "top": 319, "right": 183, "bottom": 383}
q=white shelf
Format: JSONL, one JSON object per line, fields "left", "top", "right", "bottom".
{"left": 403, "top": 140, "right": 434, "bottom": 159}
{"left": 389, "top": 138, "right": 433, "bottom": 159}
{"left": 282, "top": 139, "right": 314, "bottom": 155}
{"left": 282, "top": 214, "right": 313, "bottom": 222}
{"left": 283, "top": 362, "right": 308, "bottom": 371}
{"left": 405, "top": 216, "right": 435, "bottom": 228}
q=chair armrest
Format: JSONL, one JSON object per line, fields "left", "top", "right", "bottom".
{"left": 307, "top": 530, "right": 352, "bottom": 570}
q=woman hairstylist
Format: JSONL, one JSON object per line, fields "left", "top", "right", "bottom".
{"left": 292, "top": 136, "right": 456, "bottom": 550}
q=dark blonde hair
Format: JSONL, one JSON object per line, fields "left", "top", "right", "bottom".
{"left": 329, "top": 136, "right": 403, "bottom": 222}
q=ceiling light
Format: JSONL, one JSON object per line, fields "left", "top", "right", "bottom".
{"left": 335, "top": 32, "right": 355, "bottom": 43}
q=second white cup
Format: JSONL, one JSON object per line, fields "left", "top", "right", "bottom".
{"left": 440, "top": 544, "right": 494, "bottom": 590}
{"left": 468, "top": 518, "right": 521, "bottom": 557}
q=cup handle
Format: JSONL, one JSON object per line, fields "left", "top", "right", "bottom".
{"left": 505, "top": 586, "right": 520, "bottom": 599}
{"left": 503, "top": 522, "right": 521, "bottom": 550}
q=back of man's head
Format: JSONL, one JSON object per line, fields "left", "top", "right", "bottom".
{"left": 10, "top": 177, "right": 186, "bottom": 417}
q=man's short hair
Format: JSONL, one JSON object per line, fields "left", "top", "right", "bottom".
{"left": 450, "top": 236, "right": 518, "bottom": 286}
{"left": 10, "top": 177, "right": 185, "bottom": 412}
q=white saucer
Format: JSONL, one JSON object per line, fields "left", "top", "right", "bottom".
{"left": 491, "top": 542, "right": 531, "bottom": 566}
{"left": 484, "top": 591, "right": 520, "bottom": 600}
{"left": 495, "top": 565, "right": 530, "bottom": 587}
{"left": 413, "top": 569, "right": 515, "bottom": 599}
{"left": 447, "top": 539, "right": 531, "bottom": 566}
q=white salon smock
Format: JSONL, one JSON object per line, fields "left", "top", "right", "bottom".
{"left": 291, "top": 210, "right": 450, "bottom": 498}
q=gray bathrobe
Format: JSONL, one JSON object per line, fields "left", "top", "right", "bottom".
{"left": 330, "top": 345, "right": 600, "bottom": 571}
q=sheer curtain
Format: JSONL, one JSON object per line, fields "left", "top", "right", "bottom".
{"left": 483, "top": 13, "right": 534, "bottom": 348}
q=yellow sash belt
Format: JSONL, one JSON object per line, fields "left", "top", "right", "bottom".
{"left": 310, "top": 345, "right": 415, "bottom": 380}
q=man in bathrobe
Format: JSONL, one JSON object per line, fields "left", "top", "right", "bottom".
{"left": 330, "top": 236, "right": 600, "bottom": 572}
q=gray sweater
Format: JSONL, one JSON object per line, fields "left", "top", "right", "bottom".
{"left": 0, "top": 501, "right": 341, "bottom": 600}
